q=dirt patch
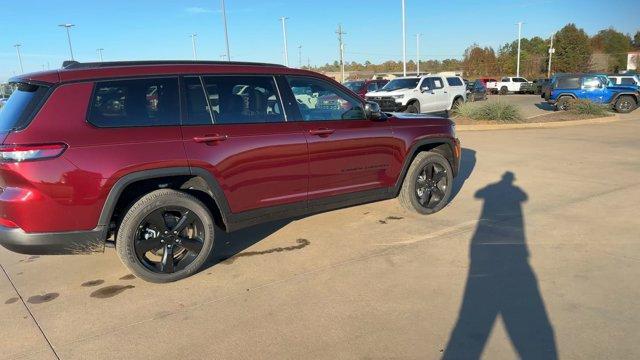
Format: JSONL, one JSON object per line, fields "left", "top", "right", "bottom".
{"left": 4, "top": 297, "right": 19, "bottom": 305}
{"left": 119, "top": 274, "right": 136, "bottom": 280}
{"left": 81, "top": 279, "right": 105, "bottom": 287}
{"left": 90, "top": 285, "right": 135, "bottom": 299}
{"left": 27, "top": 293, "right": 59, "bottom": 304}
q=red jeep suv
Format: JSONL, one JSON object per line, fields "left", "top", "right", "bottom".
{"left": 0, "top": 61, "right": 460, "bottom": 282}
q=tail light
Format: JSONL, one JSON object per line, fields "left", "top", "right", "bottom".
{"left": 0, "top": 143, "right": 67, "bottom": 163}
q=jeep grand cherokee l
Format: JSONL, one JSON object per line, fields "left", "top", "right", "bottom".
{"left": 0, "top": 61, "right": 461, "bottom": 282}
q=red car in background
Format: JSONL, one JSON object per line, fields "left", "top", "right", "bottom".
{"left": 343, "top": 79, "right": 389, "bottom": 99}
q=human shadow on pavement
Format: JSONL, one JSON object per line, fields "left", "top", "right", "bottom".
{"left": 450, "top": 148, "right": 476, "bottom": 201}
{"left": 443, "top": 172, "right": 557, "bottom": 360}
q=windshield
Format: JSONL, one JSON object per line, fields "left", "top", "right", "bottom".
{"left": 381, "top": 78, "right": 420, "bottom": 91}
{"left": 343, "top": 81, "right": 365, "bottom": 92}
{"left": 0, "top": 83, "right": 49, "bottom": 132}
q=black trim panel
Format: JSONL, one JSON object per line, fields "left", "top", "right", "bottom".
{"left": 0, "top": 226, "right": 107, "bottom": 255}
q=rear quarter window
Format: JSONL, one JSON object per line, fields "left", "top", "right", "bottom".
{"left": 446, "top": 77, "right": 464, "bottom": 86}
{"left": 88, "top": 77, "right": 179, "bottom": 127}
{"left": 0, "top": 83, "right": 50, "bottom": 132}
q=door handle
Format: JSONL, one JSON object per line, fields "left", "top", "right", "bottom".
{"left": 308, "top": 128, "right": 335, "bottom": 136}
{"left": 193, "top": 134, "right": 228, "bottom": 143}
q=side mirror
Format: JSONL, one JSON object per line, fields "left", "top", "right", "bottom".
{"left": 365, "top": 101, "right": 383, "bottom": 120}
{"left": 421, "top": 86, "right": 430, "bottom": 93}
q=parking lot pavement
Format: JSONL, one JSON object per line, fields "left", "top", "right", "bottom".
{"left": 470, "top": 94, "right": 553, "bottom": 118}
{"left": 1, "top": 116, "right": 639, "bottom": 359}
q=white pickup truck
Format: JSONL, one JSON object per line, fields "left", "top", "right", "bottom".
{"left": 486, "top": 76, "right": 532, "bottom": 94}
{"left": 364, "top": 74, "right": 466, "bottom": 114}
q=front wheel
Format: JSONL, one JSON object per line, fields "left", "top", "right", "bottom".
{"left": 398, "top": 151, "right": 453, "bottom": 215}
{"left": 405, "top": 101, "right": 420, "bottom": 113}
{"left": 499, "top": 86, "right": 508, "bottom": 95}
{"left": 116, "top": 189, "right": 215, "bottom": 283}
{"left": 614, "top": 95, "right": 637, "bottom": 113}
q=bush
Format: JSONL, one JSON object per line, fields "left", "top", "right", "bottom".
{"left": 566, "top": 98, "right": 611, "bottom": 117}
{"left": 454, "top": 102, "right": 523, "bottom": 123}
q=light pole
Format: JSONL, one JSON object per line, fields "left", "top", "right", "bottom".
{"left": 279, "top": 17, "right": 289, "bottom": 66}
{"left": 190, "top": 34, "right": 198, "bottom": 60}
{"left": 14, "top": 44, "right": 24, "bottom": 73}
{"left": 336, "top": 24, "right": 346, "bottom": 82}
{"left": 401, "top": 0, "right": 407, "bottom": 76}
{"left": 547, "top": 33, "right": 555, "bottom": 78}
{"left": 59, "top": 24, "right": 75, "bottom": 61}
{"left": 298, "top": 45, "right": 302, "bottom": 68}
{"left": 96, "top": 48, "right": 104, "bottom": 62}
{"left": 516, "top": 21, "right": 523, "bottom": 77}
{"left": 220, "top": 0, "right": 231, "bottom": 61}
{"left": 416, "top": 33, "right": 422, "bottom": 76}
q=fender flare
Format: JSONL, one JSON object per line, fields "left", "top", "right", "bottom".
{"left": 97, "top": 167, "right": 232, "bottom": 229}
{"left": 392, "top": 137, "right": 459, "bottom": 195}
{"left": 611, "top": 92, "right": 639, "bottom": 104}
{"left": 555, "top": 93, "right": 577, "bottom": 100}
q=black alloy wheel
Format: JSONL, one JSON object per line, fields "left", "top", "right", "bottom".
{"left": 415, "top": 162, "right": 448, "bottom": 209}
{"left": 134, "top": 206, "right": 204, "bottom": 274}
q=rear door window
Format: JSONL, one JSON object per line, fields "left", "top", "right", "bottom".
{"left": 620, "top": 78, "right": 636, "bottom": 85}
{"left": 88, "top": 77, "right": 179, "bottom": 127}
{"left": 446, "top": 77, "right": 464, "bottom": 86}
{"left": 0, "top": 83, "right": 49, "bottom": 131}
{"left": 555, "top": 77, "right": 580, "bottom": 89}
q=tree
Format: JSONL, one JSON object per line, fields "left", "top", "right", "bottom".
{"left": 591, "top": 28, "right": 632, "bottom": 71}
{"left": 634, "top": 31, "right": 640, "bottom": 49}
{"left": 553, "top": 23, "right": 592, "bottom": 73}
{"left": 463, "top": 44, "right": 498, "bottom": 77}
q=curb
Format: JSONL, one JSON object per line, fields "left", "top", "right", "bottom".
{"left": 456, "top": 114, "right": 620, "bottom": 131}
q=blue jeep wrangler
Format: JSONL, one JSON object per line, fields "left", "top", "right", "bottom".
{"left": 546, "top": 74, "right": 639, "bottom": 113}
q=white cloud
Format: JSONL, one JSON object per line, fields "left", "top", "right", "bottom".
{"left": 185, "top": 6, "right": 215, "bottom": 14}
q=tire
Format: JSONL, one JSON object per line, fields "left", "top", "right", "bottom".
{"left": 614, "top": 95, "right": 637, "bottom": 113}
{"left": 405, "top": 101, "right": 420, "bottom": 113}
{"left": 398, "top": 151, "right": 453, "bottom": 215}
{"left": 116, "top": 189, "right": 215, "bottom": 283}
{"left": 555, "top": 96, "right": 571, "bottom": 111}
{"left": 499, "top": 86, "right": 508, "bottom": 95}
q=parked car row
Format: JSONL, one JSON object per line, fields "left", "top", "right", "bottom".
{"left": 544, "top": 73, "right": 639, "bottom": 113}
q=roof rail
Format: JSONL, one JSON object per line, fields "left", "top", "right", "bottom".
{"left": 60, "top": 60, "right": 287, "bottom": 70}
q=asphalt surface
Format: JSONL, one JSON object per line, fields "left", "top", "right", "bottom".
{"left": 467, "top": 93, "right": 553, "bottom": 119}
{"left": 1, "top": 114, "right": 639, "bottom": 359}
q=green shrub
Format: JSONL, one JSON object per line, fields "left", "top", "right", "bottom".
{"left": 454, "top": 102, "right": 523, "bottom": 123}
{"left": 566, "top": 98, "right": 611, "bottom": 117}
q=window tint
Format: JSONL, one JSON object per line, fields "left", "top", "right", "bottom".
{"left": 287, "top": 76, "right": 365, "bottom": 121}
{"left": 501, "top": 77, "right": 510, "bottom": 82}
{"left": 513, "top": 78, "right": 526, "bottom": 82}
{"left": 0, "top": 83, "right": 49, "bottom": 131}
{"left": 555, "top": 77, "right": 580, "bottom": 89}
{"left": 582, "top": 76, "right": 601, "bottom": 89}
{"left": 620, "top": 78, "right": 636, "bottom": 85}
{"left": 366, "top": 82, "right": 378, "bottom": 91}
{"left": 428, "top": 77, "right": 444, "bottom": 89}
{"left": 446, "top": 77, "right": 464, "bottom": 86}
{"left": 184, "top": 76, "right": 213, "bottom": 125}
{"left": 88, "top": 78, "right": 179, "bottom": 127}
{"left": 201, "top": 76, "right": 284, "bottom": 124}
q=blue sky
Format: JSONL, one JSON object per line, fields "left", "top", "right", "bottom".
{"left": 1, "top": 0, "right": 638, "bottom": 81}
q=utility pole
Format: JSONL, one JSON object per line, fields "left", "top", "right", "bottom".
{"left": 279, "top": 17, "right": 289, "bottom": 66}
{"left": 59, "top": 24, "right": 75, "bottom": 61}
{"left": 401, "top": 0, "right": 407, "bottom": 76}
{"left": 190, "top": 33, "right": 198, "bottom": 60}
{"left": 297, "top": 45, "right": 302, "bottom": 68}
{"left": 547, "top": 33, "right": 555, "bottom": 78}
{"left": 307, "top": 56, "right": 311, "bottom": 69}
{"left": 97, "top": 48, "right": 104, "bottom": 62}
{"left": 416, "top": 33, "right": 421, "bottom": 76}
{"left": 220, "top": 0, "right": 231, "bottom": 61}
{"left": 14, "top": 44, "right": 24, "bottom": 73}
{"left": 516, "top": 21, "right": 523, "bottom": 77}
{"left": 336, "top": 24, "right": 346, "bottom": 82}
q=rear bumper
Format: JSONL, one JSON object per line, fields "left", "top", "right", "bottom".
{"left": 0, "top": 226, "right": 107, "bottom": 255}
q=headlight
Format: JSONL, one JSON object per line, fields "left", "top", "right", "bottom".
{"left": 391, "top": 94, "right": 404, "bottom": 99}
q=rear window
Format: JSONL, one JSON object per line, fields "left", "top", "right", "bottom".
{"left": 620, "top": 78, "right": 636, "bottom": 85}
{"left": 88, "top": 77, "right": 179, "bottom": 127}
{"left": 555, "top": 77, "right": 580, "bottom": 89}
{"left": 0, "top": 83, "right": 49, "bottom": 132}
{"left": 446, "top": 77, "right": 464, "bottom": 86}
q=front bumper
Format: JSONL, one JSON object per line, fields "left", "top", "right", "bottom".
{"left": 367, "top": 98, "right": 405, "bottom": 112}
{"left": 0, "top": 225, "right": 107, "bottom": 255}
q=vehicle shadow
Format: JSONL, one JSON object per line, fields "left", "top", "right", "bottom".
{"left": 442, "top": 171, "right": 557, "bottom": 359}
{"left": 534, "top": 102, "right": 555, "bottom": 111}
{"left": 200, "top": 219, "right": 294, "bottom": 270}
{"left": 450, "top": 148, "right": 476, "bottom": 201}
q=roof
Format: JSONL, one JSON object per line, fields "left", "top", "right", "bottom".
{"left": 61, "top": 60, "right": 286, "bottom": 69}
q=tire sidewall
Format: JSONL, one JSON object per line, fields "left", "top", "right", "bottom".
{"left": 401, "top": 152, "right": 454, "bottom": 215}
{"left": 615, "top": 96, "right": 636, "bottom": 113}
{"left": 116, "top": 190, "right": 215, "bottom": 283}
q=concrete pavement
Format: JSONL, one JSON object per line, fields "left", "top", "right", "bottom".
{"left": 1, "top": 115, "right": 639, "bottom": 359}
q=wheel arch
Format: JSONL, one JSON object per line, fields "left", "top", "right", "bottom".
{"left": 393, "top": 138, "right": 458, "bottom": 195}
{"left": 611, "top": 92, "right": 639, "bottom": 104}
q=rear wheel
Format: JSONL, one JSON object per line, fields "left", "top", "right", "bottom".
{"left": 116, "top": 189, "right": 215, "bottom": 283}
{"left": 499, "top": 86, "right": 508, "bottom": 95}
{"left": 398, "top": 151, "right": 453, "bottom": 215}
{"left": 555, "top": 96, "right": 571, "bottom": 111}
{"left": 614, "top": 95, "right": 637, "bottom": 113}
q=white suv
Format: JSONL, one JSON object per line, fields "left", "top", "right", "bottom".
{"left": 608, "top": 74, "right": 640, "bottom": 87}
{"left": 486, "top": 76, "right": 531, "bottom": 94}
{"left": 365, "top": 75, "right": 466, "bottom": 114}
